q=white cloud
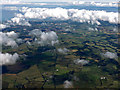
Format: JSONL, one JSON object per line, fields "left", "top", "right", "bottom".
{"left": 0, "top": 24, "right": 7, "bottom": 29}
{"left": 40, "top": 31, "right": 59, "bottom": 46}
{"left": 0, "top": 52, "right": 19, "bottom": 65}
{"left": 57, "top": 48, "right": 69, "bottom": 54}
{"left": 21, "top": 7, "right": 69, "bottom": 20}
{"left": 5, "top": 13, "right": 31, "bottom": 26}
{"left": 88, "top": 27, "right": 98, "bottom": 31}
{"left": 0, "top": 31, "right": 19, "bottom": 47}
{"left": 29, "top": 29, "right": 42, "bottom": 36}
{"left": 64, "top": 80, "right": 73, "bottom": 88}
{"left": 72, "top": 1, "right": 118, "bottom": 7}
{"left": 74, "top": 59, "right": 89, "bottom": 65}
{"left": 10, "top": 16, "right": 31, "bottom": 26}
{"left": 19, "top": 7, "right": 118, "bottom": 25}
{"left": 113, "top": 27, "right": 118, "bottom": 32}
{"left": 29, "top": 29, "right": 59, "bottom": 46}
{"left": 70, "top": 9, "right": 118, "bottom": 25}
{"left": 101, "top": 51, "right": 118, "bottom": 59}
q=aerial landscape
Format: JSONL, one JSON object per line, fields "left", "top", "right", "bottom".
{"left": 0, "top": 0, "right": 119, "bottom": 89}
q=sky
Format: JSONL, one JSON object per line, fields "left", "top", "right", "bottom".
{"left": 1, "top": 0, "right": 119, "bottom": 3}
{"left": 21, "top": 0, "right": 119, "bottom": 2}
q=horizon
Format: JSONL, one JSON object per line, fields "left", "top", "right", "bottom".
{"left": 0, "top": 0, "right": 119, "bottom": 3}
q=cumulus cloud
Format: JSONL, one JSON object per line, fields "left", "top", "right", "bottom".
{"left": 40, "top": 31, "right": 59, "bottom": 46}
{"left": 5, "top": 13, "right": 31, "bottom": 26}
{"left": 101, "top": 52, "right": 118, "bottom": 59}
{"left": 29, "top": 29, "right": 42, "bottom": 36}
{"left": 74, "top": 59, "right": 89, "bottom": 65}
{"left": 64, "top": 80, "right": 73, "bottom": 88}
{"left": 0, "top": 52, "right": 19, "bottom": 65}
{"left": 18, "top": 7, "right": 118, "bottom": 25}
{"left": 72, "top": 1, "right": 118, "bottom": 7}
{"left": 0, "top": 31, "right": 20, "bottom": 47}
{"left": 9, "top": 14, "right": 31, "bottom": 26}
{"left": 69, "top": 9, "right": 118, "bottom": 25}
{"left": 113, "top": 27, "right": 118, "bottom": 32}
{"left": 0, "top": 24, "right": 7, "bottom": 29}
{"left": 21, "top": 7, "right": 69, "bottom": 20}
{"left": 88, "top": 27, "right": 98, "bottom": 31}
{"left": 57, "top": 48, "right": 69, "bottom": 54}
{"left": 29, "top": 29, "right": 59, "bottom": 46}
